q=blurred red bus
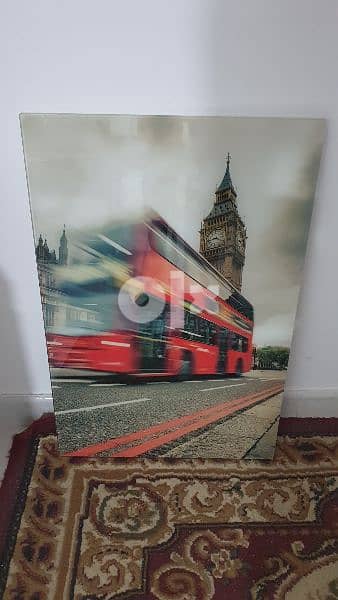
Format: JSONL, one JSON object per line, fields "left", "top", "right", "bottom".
{"left": 46, "top": 213, "right": 254, "bottom": 378}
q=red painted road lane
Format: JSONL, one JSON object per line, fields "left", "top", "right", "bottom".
{"left": 110, "top": 383, "right": 283, "bottom": 457}
{"left": 66, "top": 382, "right": 283, "bottom": 457}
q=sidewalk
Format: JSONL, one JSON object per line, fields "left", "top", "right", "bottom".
{"left": 166, "top": 392, "right": 283, "bottom": 459}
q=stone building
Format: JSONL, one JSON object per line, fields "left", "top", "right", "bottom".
{"left": 35, "top": 227, "right": 68, "bottom": 327}
{"left": 199, "top": 155, "right": 246, "bottom": 291}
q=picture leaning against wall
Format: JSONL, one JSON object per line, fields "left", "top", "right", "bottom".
{"left": 20, "top": 114, "right": 325, "bottom": 459}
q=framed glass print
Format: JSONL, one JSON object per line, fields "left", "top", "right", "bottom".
{"left": 20, "top": 114, "right": 325, "bottom": 458}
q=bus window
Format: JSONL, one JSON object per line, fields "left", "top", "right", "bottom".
{"left": 182, "top": 311, "right": 217, "bottom": 345}
{"left": 231, "top": 335, "right": 249, "bottom": 352}
{"left": 206, "top": 322, "right": 217, "bottom": 345}
{"left": 183, "top": 311, "right": 200, "bottom": 341}
{"left": 230, "top": 333, "right": 238, "bottom": 351}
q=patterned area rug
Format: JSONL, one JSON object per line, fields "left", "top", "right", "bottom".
{"left": 1, "top": 416, "right": 338, "bottom": 599}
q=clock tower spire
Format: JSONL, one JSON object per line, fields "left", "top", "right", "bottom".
{"left": 199, "top": 155, "right": 246, "bottom": 291}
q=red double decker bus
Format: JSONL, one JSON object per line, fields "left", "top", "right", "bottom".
{"left": 47, "top": 212, "right": 254, "bottom": 379}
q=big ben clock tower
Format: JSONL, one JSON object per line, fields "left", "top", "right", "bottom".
{"left": 200, "top": 154, "right": 246, "bottom": 291}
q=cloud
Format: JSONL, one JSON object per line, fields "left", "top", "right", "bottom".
{"left": 137, "top": 116, "right": 185, "bottom": 147}
{"left": 253, "top": 313, "right": 296, "bottom": 346}
{"left": 243, "top": 143, "right": 324, "bottom": 345}
{"left": 262, "top": 145, "right": 323, "bottom": 285}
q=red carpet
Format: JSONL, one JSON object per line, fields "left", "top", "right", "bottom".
{"left": 0, "top": 414, "right": 337, "bottom": 599}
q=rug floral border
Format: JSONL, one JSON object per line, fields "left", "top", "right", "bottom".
{"left": 0, "top": 414, "right": 337, "bottom": 598}
{"left": 0, "top": 414, "right": 56, "bottom": 596}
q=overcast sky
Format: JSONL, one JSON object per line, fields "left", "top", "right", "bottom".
{"left": 21, "top": 114, "right": 325, "bottom": 347}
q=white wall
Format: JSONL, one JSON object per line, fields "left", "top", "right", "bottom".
{"left": 1, "top": 0, "right": 338, "bottom": 436}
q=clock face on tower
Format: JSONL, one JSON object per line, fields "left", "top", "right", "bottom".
{"left": 206, "top": 229, "right": 224, "bottom": 249}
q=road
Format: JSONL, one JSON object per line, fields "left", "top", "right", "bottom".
{"left": 51, "top": 370, "right": 285, "bottom": 459}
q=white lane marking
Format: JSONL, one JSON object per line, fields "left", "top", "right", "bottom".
{"left": 89, "top": 383, "right": 126, "bottom": 387}
{"left": 183, "top": 378, "right": 239, "bottom": 384}
{"left": 199, "top": 383, "right": 246, "bottom": 392}
{"left": 147, "top": 381, "right": 170, "bottom": 385}
{"left": 52, "top": 385, "right": 60, "bottom": 389}
{"left": 256, "top": 378, "right": 283, "bottom": 381}
{"left": 52, "top": 378, "right": 95, "bottom": 384}
{"left": 55, "top": 397, "right": 150, "bottom": 416}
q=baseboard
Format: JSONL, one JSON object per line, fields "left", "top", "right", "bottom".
{"left": 0, "top": 394, "right": 54, "bottom": 481}
{"left": 0, "top": 389, "right": 337, "bottom": 422}
{"left": 0, "top": 393, "right": 53, "bottom": 423}
{"left": 282, "top": 388, "right": 338, "bottom": 417}
{"left": 28, "top": 394, "right": 54, "bottom": 419}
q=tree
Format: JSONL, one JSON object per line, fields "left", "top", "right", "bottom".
{"left": 255, "top": 346, "right": 290, "bottom": 370}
